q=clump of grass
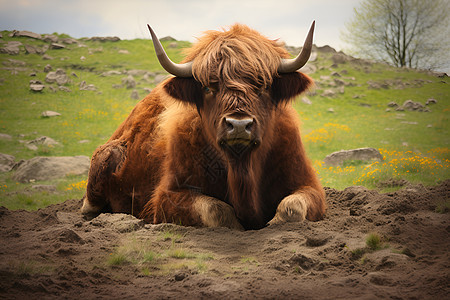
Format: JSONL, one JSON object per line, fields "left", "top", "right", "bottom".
{"left": 107, "top": 252, "right": 128, "bottom": 266}
{"left": 167, "top": 248, "right": 196, "bottom": 259}
{"left": 366, "top": 232, "right": 382, "bottom": 250}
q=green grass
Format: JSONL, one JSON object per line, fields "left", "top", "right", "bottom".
{"left": 106, "top": 235, "right": 213, "bottom": 275}
{"left": 0, "top": 30, "right": 449, "bottom": 210}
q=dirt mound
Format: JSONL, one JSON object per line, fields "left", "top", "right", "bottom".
{"left": 0, "top": 181, "right": 449, "bottom": 299}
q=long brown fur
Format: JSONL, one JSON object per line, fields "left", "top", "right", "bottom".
{"left": 82, "top": 24, "right": 326, "bottom": 230}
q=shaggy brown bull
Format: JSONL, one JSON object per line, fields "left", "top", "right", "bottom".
{"left": 81, "top": 22, "right": 326, "bottom": 230}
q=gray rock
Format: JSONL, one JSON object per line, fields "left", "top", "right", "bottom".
{"left": 130, "top": 89, "right": 140, "bottom": 100}
{"left": 42, "top": 54, "right": 54, "bottom": 60}
{"left": 101, "top": 70, "right": 122, "bottom": 76}
{"left": 153, "top": 74, "right": 167, "bottom": 84}
{"left": 30, "top": 84, "right": 45, "bottom": 92}
{"left": 0, "top": 134, "right": 12, "bottom": 140}
{"left": 88, "top": 36, "right": 120, "bottom": 42}
{"left": 426, "top": 98, "right": 437, "bottom": 105}
{"left": 41, "top": 111, "right": 61, "bottom": 117}
{"left": 301, "top": 97, "right": 312, "bottom": 105}
{"left": 59, "top": 86, "right": 72, "bottom": 92}
{"left": 12, "top": 156, "right": 90, "bottom": 183}
{"left": 122, "top": 75, "right": 136, "bottom": 89}
{"left": 321, "top": 89, "right": 336, "bottom": 97}
{"left": 24, "top": 44, "right": 46, "bottom": 55}
{"left": 43, "top": 34, "right": 59, "bottom": 43}
{"left": 50, "top": 43, "right": 65, "bottom": 49}
{"left": 324, "top": 147, "right": 383, "bottom": 166}
{"left": 25, "top": 136, "right": 59, "bottom": 150}
{"left": 79, "top": 81, "right": 97, "bottom": 91}
{"left": 15, "top": 30, "right": 42, "bottom": 40}
{"left": 31, "top": 184, "right": 57, "bottom": 192}
{"left": 0, "top": 153, "right": 15, "bottom": 173}
{"left": 59, "top": 38, "right": 78, "bottom": 45}
{"left": 0, "top": 41, "right": 22, "bottom": 55}
{"left": 45, "top": 68, "right": 69, "bottom": 85}
{"left": 118, "top": 49, "right": 129, "bottom": 54}
{"left": 3, "top": 58, "right": 26, "bottom": 66}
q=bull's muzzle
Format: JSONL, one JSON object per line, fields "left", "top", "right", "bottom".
{"left": 224, "top": 117, "right": 254, "bottom": 145}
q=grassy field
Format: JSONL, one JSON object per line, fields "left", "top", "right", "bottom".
{"left": 0, "top": 30, "right": 448, "bottom": 210}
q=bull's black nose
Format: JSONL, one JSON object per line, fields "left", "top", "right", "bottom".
{"left": 225, "top": 118, "right": 254, "bottom": 142}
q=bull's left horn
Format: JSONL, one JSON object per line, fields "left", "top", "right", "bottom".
{"left": 147, "top": 24, "right": 193, "bottom": 77}
{"left": 278, "top": 21, "right": 315, "bottom": 73}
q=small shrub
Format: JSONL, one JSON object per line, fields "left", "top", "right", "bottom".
{"left": 366, "top": 233, "right": 382, "bottom": 250}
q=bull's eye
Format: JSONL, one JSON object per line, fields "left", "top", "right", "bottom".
{"left": 203, "top": 86, "right": 213, "bottom": 95}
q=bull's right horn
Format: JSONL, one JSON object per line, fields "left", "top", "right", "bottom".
{"left": 278, "top": 21, "right": 315, "bottom": 73}
{"left": 147, "top": 24, "right": 193, "bottom": 78}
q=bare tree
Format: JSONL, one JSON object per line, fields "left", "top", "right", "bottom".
{"left": 342, "top": 0, "right": 450, "bottom": 71}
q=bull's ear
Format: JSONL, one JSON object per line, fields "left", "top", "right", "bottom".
{"left": 271, "top": 72, "right": 313, "bottom": 105}
{"left": 164, "top": 77, "right": 204, "bottom": 109}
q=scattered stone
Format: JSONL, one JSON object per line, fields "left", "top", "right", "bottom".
{"left": 0, "top": 134, "right": 12, "bottom": 140}
{"left": 78, "top": 140, "right": 90, "bottom": 144}
{"left": 0, "top": 41, "right": 22, "bottom": 55}
{"left": 14, "top": 30, "right": 42, "bottom": 40}
{"left": 29, "top": 72, "right": 36, "bottom": 77}
{"left": 41, "top": 111, "right": 61, "bottom": 117}
{"left": 30, "top": 83, "right": 45, "bottom": 92}
{"left": 3, "top": 58, "right": 26, "bottom": 67}
{"left": 367, "top": 80, "right": 389, "bottom": 89}
{"left": 122, "top": 75, "right": 136, "bottom": 89}
{"left": 59, "top": 38, "right": 78, "bottom": 45}
{"left": 80, "top": 56, "right": 86, "bottom": 61}
{"left": 300, "top": 64, "right": 317, "bottom": 74}
{"left": 301, "top": 97, "right": 312, "bottom": 105}
{"left": 79, "top": 81, "right": 97, "bottom": 91}
{"left": 43, "top": 34, "right": 58, "bottom": 43}
{"left": 426, "top": 98, "right": 437, "bottom": 105}
{"left": 130, "top": 89, "right": 140, "bottom": 100}
{"left": 324, "top": 147, "right": 383, "bottom": 166}
{"left": 331, "top": 71, "right": 341, "bottom": 77}
{"left": 126, "top": 70, "right": 148, "bottom": 76}
{"left": 387, "top": 102, "right": 398, "bottom": 107}
{"left": 0, "top": 153, "right": 15, "bottom": 173}
{"left": 101, "top": 70, "right": 122, "bottom": 77}
{"left": 59, "top": 86, "right": 72, "bottom": 92}
{"left": 50, "top": 43, "right": 65, "bottom": 50}
{"left": 42, "top": 54, "right": 54, "bottom": 60}
{"left": 118, "top": 49, "right": 129, "bottom": 54}
{"left": 31, "top": 185, "right": 57, "bottom": 192}
{"left": 321, "top": 89, "right": 336, "bottom": 97}
{"left": 12, "top": 156, "right": 90, "bottom": 183}
{"left": 88, "top": 36, "right": 120, "bottom": 42}
{"left": 327, "top": 108, "right": 335, "bottom": 113}
{"left": 25, "top": 136, "right": 60, "bottom": 151}
{"left": 45, "top": 69, "right": 70, "bottom": 85}
{"left": 153, "top": 74, "right": 167, "bottom": 84}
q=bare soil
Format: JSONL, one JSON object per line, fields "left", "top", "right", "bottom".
{"left": 0, "top": 180, "right": 449, "bottom": 299}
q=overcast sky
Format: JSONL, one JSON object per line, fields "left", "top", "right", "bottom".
{"left": 0, "top": 0, "right": 362, "bottom": 50}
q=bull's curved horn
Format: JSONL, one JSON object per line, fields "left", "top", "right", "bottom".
{"left": 147, "top": 24, "right": 193, "bottom": 77}
{"left": 278, "top": 21, "right": 315, "bottom": 73}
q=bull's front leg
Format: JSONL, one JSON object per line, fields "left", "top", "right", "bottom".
{"left": 141, "top": 189, "right": 243, "bottom": 230}
{"left": 268, "top": 186, "right": 326, "bottom": 225}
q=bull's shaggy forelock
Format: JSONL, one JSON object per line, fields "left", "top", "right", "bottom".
{"left": 183, "top": 24, "right": 290, "bottom": 93}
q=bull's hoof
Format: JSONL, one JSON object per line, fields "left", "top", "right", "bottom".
{"left": 267, "top": 193, "right": 307, "bottom": 226}
{"left": 193, "top": 195, "right": 244, "bottom": 230}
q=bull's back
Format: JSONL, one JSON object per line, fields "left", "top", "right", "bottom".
{"left": 99, "top": 87, "right": 168, "bottom": 214}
